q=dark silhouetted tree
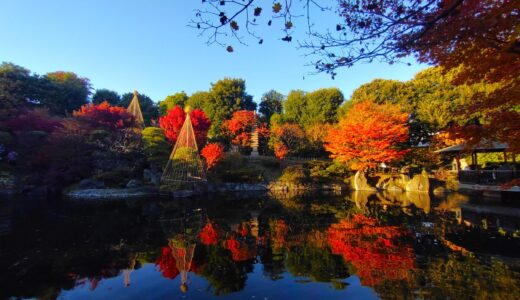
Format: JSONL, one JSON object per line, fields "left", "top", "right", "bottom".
{"left": 92, "top": 89, "right": 121, "bottom": 105}
{"left": 259, "top": 90, "right": 284, "bottom": 124}
{"left": 41, "top": 71, "right": 91, "bottom": 116}
{"left": 120, "top": 91, "right": 158, "bottom": 126}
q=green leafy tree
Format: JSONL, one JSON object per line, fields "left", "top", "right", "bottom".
{"left": 0, "top": 62, "right": 39, "bottom": 109}
{"left": 351, "top": 79, "right": 410, "bottom": 107}
{"left": 259, "top": 90, "right": 284, "bottom": 124}
{"left": 200, "top": 245, "right": 246, "bottom": 295}
{"left": 186, "top": 91, "right": 210, "bottom": 110}
{"left": 192, "top": 1, "right": 520, "bottom": 150}
{"left": 120, "top": 92, "right": 158, "bottom": 126}
{"left": 41, "top": 71, "right": 91, "bottom": 116}
{"left": 92, "top": 89, "right": 121, "bottom": 105}
{"left": 205, "top": 78, "right": 255, "bottom": 138}
{"left": 304, "top": 88, "right": 344, "bottom": 126}
{"left": 286, "top": 244, "right": 349, "bottom": 284}
{"left": 283, "top": 90, "right": 306, "bottom": 124}
{"left": 408, "top": 67, "right": 492, "bottom": 131}
{"left": 158, "top": 92, "right": 188, "bottom": 116}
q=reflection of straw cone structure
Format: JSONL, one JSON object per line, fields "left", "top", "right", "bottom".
{"left": 123, "top": 253, "right": 138, "bottom": 287}
{"left": 159, "top": 209, "right": 206, "bottom": 292}
{"left": 161, "top": 112, "right": 206, "bottom": 189}
{"left": 127, "top": 90, "right": 144, "bottom": 126}
{"left": 168, "top": 239, "right": 196, "bottom": 293}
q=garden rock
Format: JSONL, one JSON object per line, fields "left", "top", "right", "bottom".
{"left": 143, "top": 169, "right": 161, "bottom": 185}
{"left": 352, "top": 171, "right": 376, "bottom": 191}
{"left": 79, "top": 179, "right": 105, "bottom": 189}
{"left": 405, "top": 170, "right": 429, "bottom": 192}
{"left": 126, "top": 179, "right": 142, "bottom": 188}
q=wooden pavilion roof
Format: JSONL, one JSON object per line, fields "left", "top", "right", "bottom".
{"left": 434, "top": 141, "right": 508, "bottom": 153}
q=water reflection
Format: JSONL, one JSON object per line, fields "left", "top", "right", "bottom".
{"left": 0, "top": 192, "right": 519, "bottom": 299}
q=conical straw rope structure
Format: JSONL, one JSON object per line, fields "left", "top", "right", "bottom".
{"left": 127, "top": 90, "right": 144, "bottom": 126}
{"left": 161, "top": 113, "right": 206, "bottom": 189}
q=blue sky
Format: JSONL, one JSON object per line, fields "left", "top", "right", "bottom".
{"left": 0, "top": 0, "right": 427, "bottom": 103}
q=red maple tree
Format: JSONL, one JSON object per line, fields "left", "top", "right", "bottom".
{"left": 224, "top": 110, "right": 256, "bottom": 147}
{"left": 201, "top": 142, "right": 225, "bottom": 170}
{"left": 159, "top": 106, "right": 211, "bottom": 146}
{"left": 324, "top": 101, "right": 409, "bottom": 170}
{"left": 73, "top": 101, "right": 136, "bottom": 130}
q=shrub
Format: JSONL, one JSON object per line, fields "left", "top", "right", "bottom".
{"left": 4, "top": 108, "right": 62, "bottom": 134}
{"left": 94, "top": 170, "right": 133, "bottom": 188}
{"left": 258, "top": 156, "right": 280, "bottom": 169}
{"left": 201, "top": 143, "right": 225, "bottom": 170}
{"left": 18, "top": 130, "right": 48, "bottom": 149}
{"left": 73, "top": 101, "right": 136, "bottom": 130}
{"left": 0, "top": 131, "right": 12, "bottom": 146}
{"left": 220, "top": 167, "right": 264, "bottom": 183}
{"left": 279, "top": 165, "right": 311, "bottom": 184}
{"left": 217, "top": 152, "right": 245, "bottom": 170}
{"left": 142, "top": 127, "right": 170, "bottom": 166}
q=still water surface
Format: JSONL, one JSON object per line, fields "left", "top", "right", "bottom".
{"left": 1, "top": 191, "right": 519, "bottom": 299}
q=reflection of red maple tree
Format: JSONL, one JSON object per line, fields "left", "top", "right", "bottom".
{"left": 199, "top": 222, "right": 219, "bottom": 246}
{"left": 155, "top": 246, "right": 179, "bottom": 279}
{"left": 238, "top": 223, "right": 250, "bottom": 237}
{"left": 327, "top": 214, "right": 415, "bottom": 286}
{"left": 224, "top": 236, "right": 256, "bottom": 262}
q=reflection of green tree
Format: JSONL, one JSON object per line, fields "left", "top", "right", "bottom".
{"left": 200, "top": 246, "right": 246, "bottom": 295}
{"left": 286, "top": 244, "right": 350, "bottom": 287}
{"left": 259, "top": 247, "right": 286, "bottom": 280}
{"left": 413, "top": 254, "right": 520, "bottom": 300}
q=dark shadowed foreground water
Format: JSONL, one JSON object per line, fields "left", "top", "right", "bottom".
{"left": 1, "top": 191, "right": 519, "bottom": 300}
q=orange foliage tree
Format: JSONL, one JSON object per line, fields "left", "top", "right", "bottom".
{"left": 324, "top": 101, "right": 409, "bottom": 170}
{"left": 271, "top": 123, "right": 306, "bottom": 160}
{"left": 159, "top": 105, "right": 211, "bottom": 147}
{"left": 201, "top": 142, "right": 225, "bottom": 170}
{"left": 224, "top": 110, "right": 256, "bottom": 148}
{"left": 327, "top": 214, "right": 415, "bottom": 286}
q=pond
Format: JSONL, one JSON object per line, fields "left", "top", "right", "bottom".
{"left": 1, "top": 191, "right": 520, "bottom": 299}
